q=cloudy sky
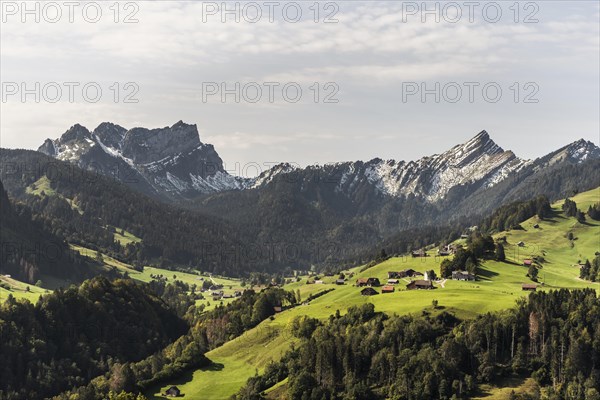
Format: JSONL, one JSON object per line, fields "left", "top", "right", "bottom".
{"left": 1, "top": 1, "right": 598, "bottom": 176}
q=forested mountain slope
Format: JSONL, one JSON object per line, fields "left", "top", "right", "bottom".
{"left": 0, "top": 277, "right": 187, "bottom": 400}
{"left": 0, "top": 179, "right": 94, "bottom": 284}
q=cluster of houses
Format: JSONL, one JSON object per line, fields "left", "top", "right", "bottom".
{"left": 211, "top": 289, "right": 243, "bottom": 301}
{"left": 438, "top": 244, "right": 460, "bottom": 256}
{"left": 357, "top": 272, "right": 436, "bottom": 295}
{"left": 411, "top": 244, "right": 460, "bottom": 258}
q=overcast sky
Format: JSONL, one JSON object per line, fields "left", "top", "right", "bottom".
{"left": 1, "top": 1, "right": 598, "bottom": 176}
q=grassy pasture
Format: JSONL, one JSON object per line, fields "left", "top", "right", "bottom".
{"left": 147, "top": 187, "right": 600, "bottom": 399}
{"left": 3, "top": 186, "right": 598, "bottom": 398}
{"left": 26, "top": 175, "right": 83, "bottom": 214}
{"left": 68, "top": 244, "right": 245, "bottom": 311}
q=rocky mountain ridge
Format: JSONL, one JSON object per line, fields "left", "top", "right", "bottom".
{"left": 38, "top": 123, "right": 600, "bottom": 203}
{"left": 39, "top": 121, "right": 250, "bottom": 199}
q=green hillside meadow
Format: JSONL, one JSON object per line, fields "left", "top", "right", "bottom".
{"left": 2, "top": 188, "right": 598, "bottom": 399}
{"left": 146, "top": 187, "right": 600, "bottom": 399}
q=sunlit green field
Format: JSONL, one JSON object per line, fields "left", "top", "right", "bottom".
{"left": 26, "top": 176, "right": 83, "bottom": 214}
{"left": 147, "top": 187, "right": 600, "bottom": 399}
{"left": 0, "top": 275, "right": 48, "bottom": 302}
{"left": 473, "top": 376, "right": 540, "bottom": 399}
{"left": 68, "top": 244, "right": 247, "bottom": 311}
{"left": 111, "top": 227, "right": 142, "bottom": 246}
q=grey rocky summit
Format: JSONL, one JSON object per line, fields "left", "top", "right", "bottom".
{"left": 38, "top": 121, "right": 250, "bottom": 199}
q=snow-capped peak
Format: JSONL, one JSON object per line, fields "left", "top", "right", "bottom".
{"left": 38, "top": 121, "right": 245, "bottom": 199}
{"left": 538, "top": 138, "right": 600, "bottom": 167}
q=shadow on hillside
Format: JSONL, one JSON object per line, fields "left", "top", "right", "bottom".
{"left": 534, "top": 210, "right": 563, "bottom": 224}
{"left": 204, "top": 362, "right": 225, "bottom": 372}
{"left": 477, "top": 267, "right": 499, "bottom": 281}
{"left": 578, "top": 220, "right": 598, "bottom": 227}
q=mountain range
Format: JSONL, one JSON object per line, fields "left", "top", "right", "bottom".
{"left": 38, "top": 122, "right": 600, "bottom": 205}
{"left": 0, "top": 122, "right": 593, "bottom": 276}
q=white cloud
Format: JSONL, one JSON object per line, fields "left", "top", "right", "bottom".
{"left": 1, "top": 1, "right": 598, "bottom": 167}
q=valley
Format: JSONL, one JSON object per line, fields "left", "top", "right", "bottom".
{"left": 143, "top": 187, "right": 600, "bottom": 399}
{"left": 0, "top": 135, "right": 598, "bottom": 400}
{"left": 3, "top": 3, "right": 599, "bottom": 398}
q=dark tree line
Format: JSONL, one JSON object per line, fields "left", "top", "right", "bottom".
{"left": 479, "top": 196, "right": 552, "bottom": 233}
{"left": 234, "top": 289, "right": 600, "bottom": 400}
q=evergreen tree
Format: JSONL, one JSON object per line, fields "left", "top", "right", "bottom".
{"left": 580, "top": 259, "right": 591, "bottom": 280}
{"left": 495, "top": 243, "right": 506, "bottom": 262}
{"left": 562, "top": 198, "right": 578, "bottom": 217}
{"left": 527, "top": 264, "right": 538, "bottom": 281}
{"left": 587, "top": 204, "right": 600, "bottom": 221}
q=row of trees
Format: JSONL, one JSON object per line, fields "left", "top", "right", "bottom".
{"left": 480, "top": 196, "right": 552, "bottom": 232}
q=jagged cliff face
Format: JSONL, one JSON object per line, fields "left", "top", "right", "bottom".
{"left": 38, "top": 124, "right": 600, "bottom": 203}
{"left": 38, "top": 121, "right": 250, "bottom": 199}
{"left": 335, "top": 131, "right": 528, "bottom": 202}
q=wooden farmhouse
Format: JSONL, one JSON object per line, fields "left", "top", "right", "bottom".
{"left": 406, "top": 280, "right": 434, "bottom": 290}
